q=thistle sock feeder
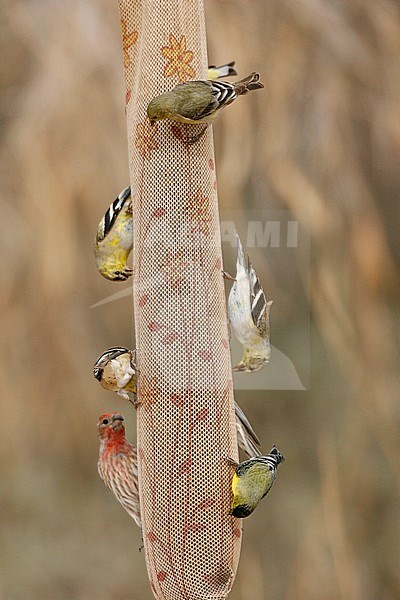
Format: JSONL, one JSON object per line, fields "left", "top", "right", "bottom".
{"left": 117, "top": 0, "right": 241, "bottom": 597}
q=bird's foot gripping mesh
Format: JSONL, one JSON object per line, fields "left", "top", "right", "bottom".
{"left": 117, "top": 1, "right": 241, "bottom": 598}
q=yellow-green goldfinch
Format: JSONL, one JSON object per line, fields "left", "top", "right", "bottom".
{"left": 207, "top": 61, "right": 237, "bottom": 80}
{"left": 93, "top": 347, "right": 137, "bottom": 404}
{"left": 228, "top": 445, "right": 285, "bottom": 518}
{"left": 147, "top": 72, "right": 264, "bottom": 125}
{"left": 93, "top": 347, "right": 260, "bottom": 457}
{"left": 114, "top": 64, "right": 238, "bottom": 198}
{"left": 94, "top": 186, "right": 133, "bottom": 281}
{"left": 228, "top": 232, "right": 273, "bottom": 372}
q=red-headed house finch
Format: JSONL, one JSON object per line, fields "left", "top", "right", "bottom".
{"left": 97, "top": 413, "right": 141, "bottom": 527}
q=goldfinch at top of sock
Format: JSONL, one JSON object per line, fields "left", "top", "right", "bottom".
{"left": 147, "top": 72, "right": 264, "bottom": 125}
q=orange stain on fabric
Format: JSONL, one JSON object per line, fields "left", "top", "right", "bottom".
{"left": 139, "top": 375, "right": 161, "bottom": 408}
{"left": 162, "top": 34, "right": 196, "bottom": 83}
{"left": 135, "top": 121, "right": 159, "bottom": 160}
{"left": 186, "top": 188, "right": 212, "bottom": 235}
{"left": 121, "top": 20, "right": 138, "bottom": 68}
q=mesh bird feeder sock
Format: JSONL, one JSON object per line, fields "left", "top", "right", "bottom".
{"left": 117, "top": 1, "right": 242, "bottom": 598}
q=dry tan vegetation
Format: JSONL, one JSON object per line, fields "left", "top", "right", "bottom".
{"left": 1, "top": 0, "right": 399, "bottom": 598}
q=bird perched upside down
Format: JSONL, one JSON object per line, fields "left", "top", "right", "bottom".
{"left": 93, "top": 347, "right": 261, "bottom": 457}
{"left": 97, "top": 413, "right": 141, "bottom": 527}
{"left": 228, "top": 445, "right": 285, "bottom": 518}
{"left": 93, "top": 347, "right": 138, "bottom": 405}
{"left": 147, "top": 72, "right": 264, "bottom": 130}
{"left": 228, "top": 232, "right": 273, "bottom": 372}
{"left": 94, "top": 186, "right": 133, "bottom": 281}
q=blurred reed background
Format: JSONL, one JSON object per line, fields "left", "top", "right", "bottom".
{"left": 1, "top": 0, "right": 399, "bottom": 598}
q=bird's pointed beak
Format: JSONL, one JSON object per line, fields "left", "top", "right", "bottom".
{"left": 93, "top": 367, "right": 103, "bottom": 381}
{"left": 233, "top": 362, "right": 247, "bottom": 372}
{"left": 112, "top": 414, "right": 124, "bottom": 423}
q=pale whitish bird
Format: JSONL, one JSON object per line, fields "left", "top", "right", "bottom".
{"left": 94, "top": 186, "right": 133, "bottom": 281}
{"left": 228, "top": 232, "right": 273, "bottom": 372}
{"left": 97, "top": 413, "right": 141, "bottom": 527}
{"left": 93, "top": 347, "right": 138, "bottom": 405}
{"left": 93, "top": 347, "right": 261, "bottom": 457}
{"left": 228, "top": 445, "right": 285, "bottom": 518}
{"left": 147, "top": 72, "right": 264, "bottom": 127}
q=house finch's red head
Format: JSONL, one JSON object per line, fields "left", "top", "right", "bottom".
{"left": 97, "top": 412, "right": 141, "bottom": 528}
{"left": 97, "top": 413, "right": 125, "bottom": 439}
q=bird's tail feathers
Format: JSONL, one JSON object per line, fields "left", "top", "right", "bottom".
{"left": 237, "top": 424, "right": 261, "bottom": 458}
{"left": 235, "top": 230, "right": 246, "bottom": 270}
{"left": 235, "top": 402, "right": 261, "bottom": 450}
{"left": 234, "top": 72, "right": 264, "bottom": 96}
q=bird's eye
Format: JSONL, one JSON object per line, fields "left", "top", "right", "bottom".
{"left": 93, "top": 368, "right": 102, "bottom": 381}
{"left": 102, "top": 418, "right": 109, "bottom": 425}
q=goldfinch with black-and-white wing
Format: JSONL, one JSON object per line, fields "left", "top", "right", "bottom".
{"left": 147, "top": 72, "right": 264, "bottom": 126}
{"left": 228, "top": 445, "right": 285, "bottom": 518}
{"left": 94, "top": 186, "right": 133, "bottom": 281}
{"left": 112, "top": 63, "right": 237, "bottom": 202}
{"left": 228, "top": 232, "right": 273, "bottom": 372}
